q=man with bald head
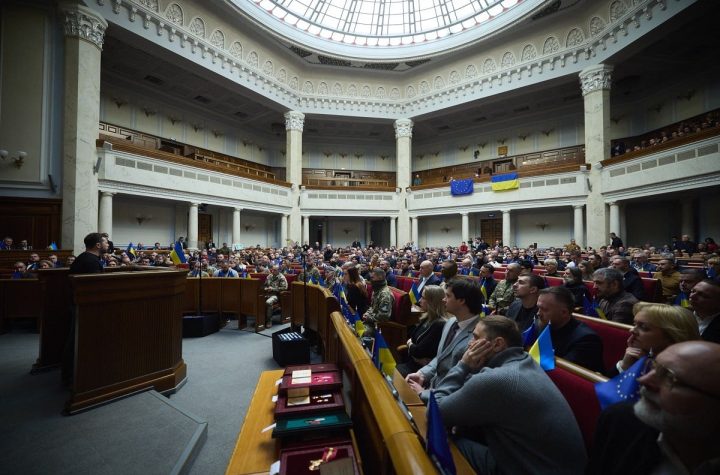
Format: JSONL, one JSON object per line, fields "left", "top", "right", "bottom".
{"left": 488, "top": 263, "right": 521, "bottom": 315}
{"left": 416, "top": 259, "right": 441, "bottom": 295}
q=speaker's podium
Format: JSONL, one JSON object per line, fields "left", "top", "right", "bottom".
{"left": 66, "top": 267, "right": 188, "bottom": 414}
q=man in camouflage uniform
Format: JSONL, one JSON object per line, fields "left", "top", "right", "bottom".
{"left": 296, "top": 260, "right": 321, "bottom": 284}
{"left": 488, "top": 262, "right": 520, "bottom": 315}
{"left": 363, "top": 268, "right": 394, "bottom": 337}
{"left": 264, "top": 265, "right": 288, "bottom": 328}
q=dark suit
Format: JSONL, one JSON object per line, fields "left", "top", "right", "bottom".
{"left": 385, "top": 270, "right": 398, "bottom": 288}
{"left": 701, "top": 315, "right": 720, "bottom": 344}
{"left": 505, "top": 299, "right": 539, "bottom": 332}
{"left": 480, "top": 276, "right": 497, "bottom": 300}
{"left": 622, "top": 269, "right": 645, "bottom": 300}
{"left": 416, "top": 273, "right": 442, "bottom": 294}
{"left": 551, "top": 318, "right": 604, "bottom": 373}
{"left": 397, "top": 318, "right": 446, "bottom": 377}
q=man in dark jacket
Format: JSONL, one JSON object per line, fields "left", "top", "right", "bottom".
{"left": 612, "top": 256, "right": 645, "bottom": 300}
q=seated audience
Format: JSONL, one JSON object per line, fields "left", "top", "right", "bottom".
{"left": 433, "top": 316, "right": 587, "bottom": 475}
{"left": 439, "top": 259, "right": 458, "bottom": 288}
{"left": 11, "top": 261, "right": 29, "bottom": 279}
{"left": 652, "top": 258, "right": 681, "bottom": 304}
{"left": 488, "top": 262, "right": 520, "bottom": 315}
{"left": 406, "top": 279, "right": 483, "bottom": 402}
{"left": 26, "top": 253, "right": 40, "bottom": 271}
{"left": 187, "top": 261, "right": 209, "bottom": 277}
{"left": 632, "top": 252, "right": 657, "bottom": 273}
{"left": 344, "top": 266, "right": 368, "bottom": 317}
{"left": 264, "top": 265, "right": 288, "bottom": 328}
{"left": 416, "top": 260, "right": 442, "bottom": 294}
{"left": 378, "top": 260, "right": 397, "bottom": 287}
{"left": 611, "top": 302, "right": 699, "bottom": 376}
{"left": 505, "top": 274, "right": 544, "bottom": 332}
{"left": 536, "top": 286, "right": 604, "bottom": 372}
{"left": 707, "top": 256, "right": 720, "bottom": 281}
{"left": 612, "top": 256, "right": 645, "bottom": 300}
{"left": 1, "top": 236, "right": 13, "bottom": 250}
{"left": 578, "top": 260, "right": 595, "bottom": 281}
{"left": 543, "top": 258, "right": 560, "bottom": 277}
{"left": 478, "top": 264, "right": 497, "bottom": 298}
{"left": 361, "top": 268, "right": 394, "bottom": 335}
{"left": 396, "top": 285, "right": 448, "bottom": 377}
{"left": 563, "top": 266, "right": 590, "bottom": 308}
{"left": 689, "top": 280, "right": 720, "bottom": 343}
{"left": 593, "top": 268, "right": 638, "bottom": 324}
{"left": 213, "top": 260, "right": 239, "bottom": 278}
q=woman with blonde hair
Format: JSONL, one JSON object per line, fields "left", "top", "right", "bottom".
{"left": 396, "top": 285, "right": 449, "bottom": 377}
{"left": 612, "top": 301, "right": 700, "bottom": 375}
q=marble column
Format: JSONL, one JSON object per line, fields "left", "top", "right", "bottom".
{"left": 579, "top": 64, "right": 613, "bottom": 249}
{"left": 280, "top": 214, "right": 289, "bottom": 248}
{"left": 98, "top": 191, "right": 114, "bottom": 236}
{"left": 609, "top": 202, "right": 620, "bottom": 239}
{"left": 302, "top": 215, "right": 310, "bottom": 245}
{"left": 285, "top": 111, "right": 304, "bottom": 245}
{"left": 411, "top": 217, "right": 419, "bottom": 247}
{"left": 502, "top": 210, "right": 512, "bottom": 247}
{"left": 389, "top": 217, "right": 397, "bottom": 248}
{"left": 395, "top": 119, "right": 413, "bottom": 246}
{"left": 59, "top": 4, "right": 107, "bottom": 254}
{"left": 232, "top": 207, "right": 242, "bottom": 247}
{"left": 461, "top": 212, "right": 469, "bottom": 243}
{"left": 681, "top": 200, "right": 694, "bottom": 237}
{"left": 573, "top": 205, "right": 585, "bottom": 248}
{"left": 188, "top": 202, "right": 199, "bottom": 249}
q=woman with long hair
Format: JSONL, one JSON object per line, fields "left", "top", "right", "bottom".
{"left": 578, "top": 260, "right": 595, "bottom": 281}
{"left": 344, "top": 265, "right": 368, "bottom": 318}
{"left": 612, "top": 302, "right": 699, "bottom": 375}
{"left": 396, "top": 285, "right": 449, "bottom": 377}
{"left": 563, "top": 266, "right": 589, "bottom": 307}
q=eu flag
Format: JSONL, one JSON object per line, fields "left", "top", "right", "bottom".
{"left": 427, "top": 391, "right": 457, "bottom": 475}
{"left": 595, "top": 356, "right": 648, "bottom": 410}
{"left": 450, "top": 178, "right": 474, "bottom": 196}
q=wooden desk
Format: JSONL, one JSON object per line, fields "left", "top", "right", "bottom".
{"left": 392, "top": 370, "right": 423, "bottom": 407}
{"left": 226, "top": 369, "right": 283, "bottom": 475}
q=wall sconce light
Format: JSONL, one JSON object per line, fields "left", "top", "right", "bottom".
{"left": 441, "top": 226, "right": 451, "bottom": 233}
{"left": 244, "top": 224, "right": 255, "bottom": 232}
{"left": 342, "top": 228, "right": 352, "bottom": 235}
{"left": 535, "top": 223, "right": 549, "bottom": 231}
{"left": 136, "top": 214, "right": 152, "bottom": 225}
{"left": 0, "top": 150, "right": 27, "bottom": 168}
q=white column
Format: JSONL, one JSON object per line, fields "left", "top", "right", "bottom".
{"left": 609, "top": 202, "right": 620, "bottom": 239}
{"left": 302, "top": 215, "right": 310, "bottom": 245}
{"left": 365, "top": 219, "right": 372, "bottom": 246}
{"left": 285, "top": 111, "right": 304, "bottom": 245}
{"left": 411, "top": 217, "right": 419, "bottom": 247}
{"left": 60, "top": 4, "right": 107, "bottom": 254}
{"left": 619, "top": 204, "right": 627, "bottom": 244}
{"left": 579, "top": 64, "right": 613, "bottom": 249}
{"left": 321, "top": 219, "right": 328, "bottom": 246}
{"left": 681, "top": 200, "right": 694, "bottom": 237}
{"left": 395, "top": 119, "right": 413, "bottom": 246}
{"left": 502, "top": 210, "right": 512, "bottom": 246}
{"left": 98, "top": 191, "right": 114, "bottom": 236}
{"left": 573, "top": 205, "right": 585, "bottom": 248}
{"left": 389, "top": 217, "right": 397, "bottom": 248}
{"left": 188, "top": 202, "right": 199, "bottom": 249}
{"left": 461, "top": 213, "right": 469, "bottom": 243}
{"left": 280, "top": 214, "right": 289, "bottom": 248}
{"left": 232, "top": 207, "right": 242, "bottom": 247}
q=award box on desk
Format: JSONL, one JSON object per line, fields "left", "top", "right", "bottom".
{"left": 283, "top": 363, "right": 338, "bottom": 376}
{"left": 278, "top": 370, "right": 342, "bottom": 395}
{"left": 279, "top": 437, "right": 360, "bottom": 475}
{"left": 275, "top": 391, "right": 345, "bottom": 419}
{"left": 271, "top": 411, "right": 352, "bottom": 439}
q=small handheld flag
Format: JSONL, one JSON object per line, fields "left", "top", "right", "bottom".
{"left": 169, "top": 241, "right": 187, "bottom": 264}
{"left": 409, "top": 281, "right": 421, "bottom": 305}
{"left": 522, "top": 321, "right": 538, "bottom": 348}
{"left": 674, "top": 291, "right": 690, "bottom": 308}
{"left": 528, "top": 325, "right": 555, "bottom": 370}
{"left": 126, "top": 242, "right": 137, "bottom": 259}
{"left": 595, "top": 356, "right": 648, "bottom": 410}
{"left": 427, "top": 391, "right": 457, "bottom": 475}
{"left": 49, "top": 242, "right": 58, "bottom": 251}
{"left": 372, "top": 331, "right": 396, "bottom": 377}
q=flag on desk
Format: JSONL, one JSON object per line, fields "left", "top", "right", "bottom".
{"left": 522, "top": 321, "right": 538, "bottom": 348}
{"left": 409, "top": 280, "right": 421, "bottom": 305}
{"left": 427, "top": 391, "right": 457, "bottom": 475}
{"left": 372, "top": 331, "right": 396, "bottom": 377}
{"left": 529, "top": 325, "right": 555, "bottom": 370}
{"left": 595, "top": 356, "right": 649, "bottom": 410}
{"left": 583, "top": 295, "right": 607, "bottom": 320}
{"left": 169, "top": 241, "right": 187, "bottom": 264}
{"left": 480, "top": 279, "right": 488, "bottom": 301}
{"left": 48, "top": 242, "right": 58, "bottom": 251}
{"left": 317, "top": 275, "right": 326, "bottom": 287}
{"left": 450, "top": 178, "right": 474, "bottom": 196}
{"left": 491, "top": 172, "right": 520, "bottom": 191}
{"left": 126, "top": 242, "right": 137, "bottom": 259}
{"left": 674, "top": 291, "right": 690, "bottom": 308}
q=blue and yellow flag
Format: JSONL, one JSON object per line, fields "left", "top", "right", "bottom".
{"left": 480, "top": 280, "right": 488, "bottom": 301}
{"left": 595, "top": 356, "right": 648, "bottom": 410}
{"left": 372, "top": 331, "right": 396, "bottom": 377}
{"left": 49, "top": 242, "right": 58, "bottom": 251}
{"left": 490, "top": 172, "right": 519, "bottom": 191}
{"left": 354, "top": 319, "right": 365, "bottom": 337}
{"left": 583, "top": 295, "right": 607, "bottom": 320}
{"left": 126, "top": 242, "right": 137, "bottom": 258}
{"left": 169, "top": 241, "right": 187, "bottom": 264}
{"left": 674, "top": 291, "right": 690, "bottom": 308}
{"left": 427, "top": 391, "right": 457, "bottom": 475}
{"left": 409, "top": 280, "right": 421, "bottom": 305}
{"left": 522, "top": 321, "right": 538, "bottom": 348}
{"left": 529, "top": 325, "right": 554, "bottom": 370}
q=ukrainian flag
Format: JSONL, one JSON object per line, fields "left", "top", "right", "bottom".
{"left": 169, "top": 241, "right": 187, "bottom": 264}
{"left": 372, "top": 331, "right": 396, "bottom": 377}
{"left": 409, "top": 281, "right": 421, "bottom": 305}
{"left": 529, "top": 325, "right": 555, "bottom": 370}
{"left": 354, "top": 319, "right": 365, "bottom": 336}
{"left": 126, "top": 242, "right": 137, "bottom": 259}
{"left": 49, "top": 242, "right": 58, "bottom": 251}
{"left": 674, "top": 291, "right": 690, "bottom": 308}
{"left": 480, "top": 280, "right": 488, "bottom": 301}
{"left": 491, "top": 172, "right": 520, "bottom": 191}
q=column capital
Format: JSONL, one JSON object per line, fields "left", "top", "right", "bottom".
{"left": 283, "top": 214, "right": 289, "bottom": 218}
{"left": 60, "top": 3, "right": 108, "bottom": 50}
{"left": 501, "top": 209, "right": 511, "bottom": 215}
{"left": 607, "top": 201, "right": 618, "bottom": 206}
{"left": 461, "top": 212, "right": 469, "bottom": 217}
{"left": 579, "top": 64, "right": 613, "bottom": 96}
{"left": 234, "top": 207, "right": 243, "bottom": 212}
{"left": 100, "top": 191, "right": 115, "bottom": 197}
{"left": 573, "top": 204, "right": 584, "bottom": 210}
{"left": 394, "top": 119, "right": 413, "bottom": 139}
{"left": 284, "top": 111, "right": 305, "bottom": 132}
{"left": 189, "top": 202, "right": 200, "bottom": 207}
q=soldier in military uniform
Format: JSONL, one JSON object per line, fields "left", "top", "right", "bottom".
{"left": 363, "top": 268, "right": 395, "bottom": 337}
{"left": 296, "top": 260, "right": 321, "bottom": 284}
{"left": 264, "top": 265, "right": 288, "bottom": 328}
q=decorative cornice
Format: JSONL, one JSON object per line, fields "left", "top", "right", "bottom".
{"left": 579, "top": 64, "right": 613, "bottom": 96}
{"left": 394, "top": 119, "right": 413, "bottom": 139}
{"left": 61, "top": 3, "right": 108, "bottom": 50}
{"left": 284, "top": 111, "right": 305, "bottom": 132}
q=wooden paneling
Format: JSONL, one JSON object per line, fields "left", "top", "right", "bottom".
{"left": 0, "top": 279, "right": 43, "bottom": 332}
{"left": 0, "top": 198, "right": 62, "bottom": 250}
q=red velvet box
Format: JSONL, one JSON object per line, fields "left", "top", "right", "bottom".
{"left": 284, "top": 363, "right": 339, "bottom": 376}
{"left": 275, "top": 391, "right": 345, "bottom": 419}
{"left": 278, "top": 370, "right": 342, "bottom": 395}
{"left": 279, "top": 440, "right": 360, "bottom": 475}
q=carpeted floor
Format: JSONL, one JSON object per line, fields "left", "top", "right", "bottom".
{"left": 0, "top": 318, "right": 290, "bottom": 475}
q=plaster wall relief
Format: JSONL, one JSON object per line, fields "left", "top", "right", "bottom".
{"left": 247, "top": 51, "right": 258, "bottom": 68}
{"left": 276, "top": 68, "right": 287, "bottom": 83}
{"left": 263, "top": 60, "right": 273, "bottom": 76}
{"left": 188, "top": 17, "right": 205, "bottom": 38}
{"left": 376, "top": 87, "right": 385, "bottom": 99}
{"left": 210, "top": 29, "right": 224, "bottom": 48}
{"left": 318, "top": 82, "right": 329, "bottom": 95}
{"left": 135, "top": 0, "right": 159, "bottom": 12}
{"left": 589, "top": 17, "right": 607, "bottom": 37}
{"left": 229, "top": 41, "right": 242, "bottom": 59}
{"left": 521, "top": 44, "right": 537, "bottom": 62}
{"left": 501, "top": 52, "right": 516, "bottom": 69}
{"left": 164, "top": 3, "right": 182, "bottom": 24}
{"left": 543, "top": 36, "right": 561, "bottom": 54}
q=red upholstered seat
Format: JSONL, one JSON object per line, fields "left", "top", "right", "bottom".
{"left": 492, "top": 270, "right": 507, "bottom": 280}
{"left": 285, "top": 274, "right": 297, "bottom": 285}
{"left": 532, "top": 268, "right": 547, "bottom": 275}
{"left": 394, "top": 276, "right": 415, "bottom": 293}
{"left": 546, "top": 363, "right": 604, "bottom": 451}
{"left": 641, "top": 278, "right": 663, "bottom": 302}
{"left": 544, "top": 276, "right": 564, "bottom": 287}
{"left": 250, "top": 273, "right": 268, "bottom": 283}
{"left": 584, "top": 281, "right": 597, "bottom": 299}
{"left": 574, "top": 314, "right": 631, "bottom": 372}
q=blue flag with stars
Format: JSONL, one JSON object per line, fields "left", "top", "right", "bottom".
{"left": 595, "top": 356, "right": 649, "bottom": 410}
